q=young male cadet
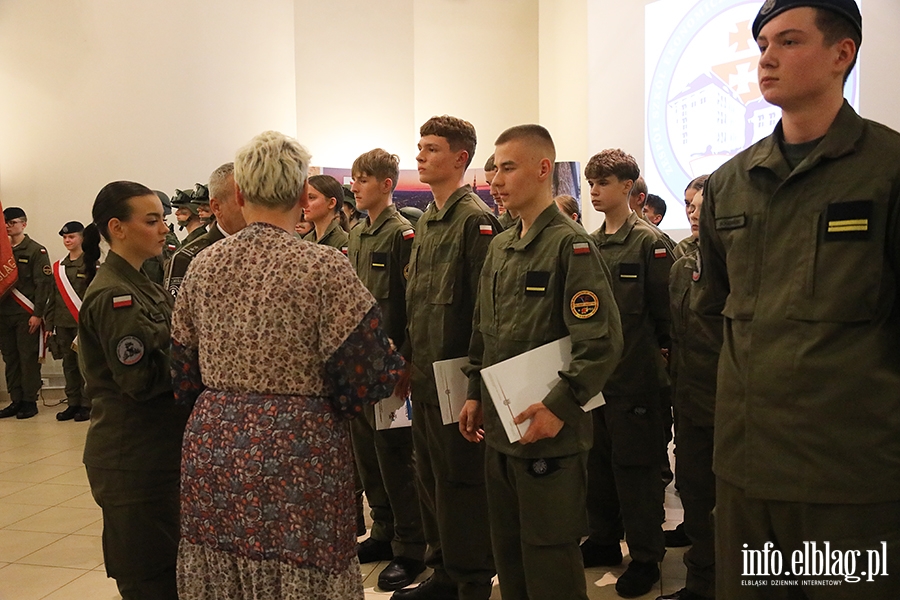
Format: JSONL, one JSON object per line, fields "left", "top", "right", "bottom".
{"left": 642, "top": 194, "right": 667, "bottom": 227}
{"left": 581, "top": 150, "right": 674, "bottom": 598}
{"left": 46, "top": 221, "right": 90, "bottom": 421}
{"left": 693, "top": 1, "right": 900, "bottom": 597}
{"left": 0, "top": 207, "right": 51, "bottom": 419}
{"left": 660, "top": 189, "right": 720, "bottom": 600}
{"left": 346, "top": 148, "right": 426, "bottom": 592}
{"left": 399, "top": 115, "right": 498, "bottom": 600}
{"left": 484, "top": 154, "right": 518, "bottom": 231}
{"left": 462, "top": 124, "right": 623, "bottom": 600}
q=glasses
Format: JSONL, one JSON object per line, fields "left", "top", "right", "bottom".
{"left": 5, "top": 219, "right": 23, "bottom": 226}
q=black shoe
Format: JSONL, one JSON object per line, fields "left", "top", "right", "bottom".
{"left": 581, "top": 538, "right": 623, "bottom": 567}
{"left": 657, "top": 587, "right": 713, "bottom": 600}
{"left": 378, "top": 556, "right": 427, "bottom": 591}
{"left": 357, "top": 537, "right": 394, "bottom": 564}
{"left": 0, "top": 402, "right": 22, "bottom": 419}
{"left": 616, "top": 560, "right": 660, "bottom": 598}
{"left": 73, "top": 407, "right": 91, "bottom": 422}
{"left": 664, "top": 523, "right": 692, "bottom": 548}
{"left": 16, "top": 402, "right": 38, "bottom": 419}
{"left": 57, "top": 405, "right": 79, "bottom": 421}
{"left": 391, "top": 576, "right": 458, "bottom": 600}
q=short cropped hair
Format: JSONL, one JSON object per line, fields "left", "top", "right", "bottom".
{"left": 234, "top": 131, "right": 312, "bottom": 211}
{"left": 644, "top": 194, "right": 667, "bottom": 219}
{"left": 484, "top": 154, "right": 496, "bottom": 172}
{"left": 494, "top": 124, "right": 557, "bottom": 163}
{"left": 632, "top": 176, "right": 648, "bottom": 199}
{"left": 208, "top": 162, "right": 235, "bottom": 202}
{"left": 685, "top": 174, "right": 709, "bottom": 194}
{"left": 352, "top": 149, "right": 401, "bottom": 192}
{"left": 420, "top": 115, "right": 477, "bottom": 169}
{"left": 815, "top": 8, "right": 860, "bottom": 83}
{"left": 584, "top": 149, "right": 640, "bottom": 182}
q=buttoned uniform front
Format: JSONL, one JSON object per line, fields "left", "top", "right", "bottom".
{"left": 163, "top": 222, "right": 226, "bottom": 298}
{"left": 78, "top": 251, "right": 191, "bottom": 600}
{"left": 403, "top": 185, "right": 499, "bottom": 599}
{"left": 668, "top": 246, "right": 721, "bottom": 599}
{"left": 0, "top": 234, "right": 52, "bottom": 413}
{"left": 45, "top": 254, "right": 89, "bottom": 409}
{"left": 303, "top": 219, "right": 349, "bottom": 254}
{"left": 693, "top": 101, "right": 900, "bottom": 598}
{"left": 466, "top": 203, "right": 623, "bottom": 600}
{"left": 497, "top": 211, "right": 519, "bottom": 231}
{"left": 586, "top": 211, "right": 673, "bottom": 564}
{"left": 346, "top": 205, "right": 425, "bottom": 564}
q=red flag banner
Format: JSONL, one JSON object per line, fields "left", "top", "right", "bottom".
{"left": 0, "top": 202, "right": 19, "bottom": 300}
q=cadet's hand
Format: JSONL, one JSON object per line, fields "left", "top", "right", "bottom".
{"left": 28, "top": 316, "right": 42, "bottom": 335}
{"left": 459, "top": 399, "right": 484, "bottom": 443}
{"left": 515, "top": 403, "right": 564, "bottom": 444}
{"left": 393, "top": 367, "right": 410, "bottom": 400}
{"left": 43, "top": 328, "right": 52, "bottom": 344}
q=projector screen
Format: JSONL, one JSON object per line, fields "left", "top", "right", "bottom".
{"left": 643, "top": 0, "right": 862, "bottom": 228}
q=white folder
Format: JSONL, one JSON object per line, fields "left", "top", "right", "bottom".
{"left": 375, "top": 393, "right": 413, "bottom": 430}
{"left": 480, "top": 336, "right": 605, "bottom": 444}
{"left": 432, "top": 356, "right": 470, "bottom": 425}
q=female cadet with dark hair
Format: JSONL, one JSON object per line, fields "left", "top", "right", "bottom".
{"left": 79, "top": 181, "right": 191, "bottom": 599}
{"left": 302, "top": 174, "right": 351, "bottom": 252}
{"left": 171, "top": 130, "right": 405, "bottom": 599}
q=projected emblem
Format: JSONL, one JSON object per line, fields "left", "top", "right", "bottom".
{"left": 645, "top": 0, "right": 860, "bottom": 210}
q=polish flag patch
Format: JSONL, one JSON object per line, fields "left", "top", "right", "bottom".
{"left": 573, "top": 242, "right": 591, "bottom": 255}
{"left": 479, "top": 224, "right": 493, "bottom": 236}
{"left": 341, "top": 246, "right": 348, "bottom": 256}
{"left": 112, "top": 295, "right": 133, "bottom": 309}
{"left": 167, "top": 243, "right": 177, "bottom": 251}
{"left": 654, "top": 248, "right": 667, "bottom": 258}
{"left": 402, "top": 229, "right": 415, "bottom": 240}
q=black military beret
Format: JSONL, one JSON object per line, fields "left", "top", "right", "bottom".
{"left": 753, "top": 0, "right": 862, "bottom": 40}
{"left": 59, "top": 221, "right": 84, "bottom": 236}
{"left": 3, "top": 207, "right": 25, "bottom": 222}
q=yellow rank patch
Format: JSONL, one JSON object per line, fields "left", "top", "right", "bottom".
{"left": 827, "top": 219, "right": 868, "bottom": 233}
{"left": 42, "top": 265, "right": 52, "bottom": 276}
{"left": 570, "top": 290, "right": 599, "bottom": 319}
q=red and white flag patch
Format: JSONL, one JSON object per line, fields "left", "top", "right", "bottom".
{"left": 573, "top": 242, "right": 591, "bottom": 255}
{"left": 112, "top": 295, "right": 133, "bottom": 309}
{"left": 402, "top": 229, "right": 415, "bottom": 240}
{"left": 479, "top": 224, "right": 493, "bottom": 236}
{"left": 654, "top": 248, "right": 667, "bottom": 259}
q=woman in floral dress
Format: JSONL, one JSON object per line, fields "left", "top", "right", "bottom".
{"left": 171, "top": 130, "right": 404, "bottom": 599}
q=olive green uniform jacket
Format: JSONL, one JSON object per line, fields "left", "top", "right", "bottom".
{"left": 693, "top": 101, "right": 900, "bottom": 503}
{"left": 467, "top": 204, "right": 623, "bottom": 457}
{"left": 303, "top": 219, "right": 349, "bottom": 255}
{"left": 79, "top": 251, "right": 190, "bottom": 471}
{"left": 45, "top": 255, "right": 87, "bottom": 330}
{"left": 0, "top": 235, "right": 52, "bottom": 318}
{"left": 590, "top": 212, "right": 673, "bottom": 395}
{"left": 497, "top": 211, "right": 519, "bottom": 232}
{"left": 163, "top": 223, "right": 226, "bottom": 298}
{"left": 405, "top": 186, "right": 500, "bottom": 406}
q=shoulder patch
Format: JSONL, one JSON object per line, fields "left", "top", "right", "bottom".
{"left": 570, "top": 290, "right": 599, "bottom": 319}
{"left": 116, "top": 336, "right": 144, "bottom": 365}
{"left": 39, "top": 248, "right": 47, "bottom": 254}
{"left": 692, "top": 253, "right": 702, "bottom": 282}
{"left": 42, "top": 265, "right": 52, "bottom": 276}
{"left": 573, "top": 241, "right": 591, "bottom": 255}
{"left": 112, "top": 294, "right": 133, "bottom": 309}
{"left": 341, "top": 246, "right": 348, "bottom": 255}
{"left": 479, "top": 224, "right": 494, "bottom": 236}
{"left": 402, "top": 229, "right": 415, "bottom": 240}
{"left": 654, "top": 247, "right": 668, "bottom": 259}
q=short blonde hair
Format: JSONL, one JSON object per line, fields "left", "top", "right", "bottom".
{"left": 352, "top": 149, "right": 401, "bottom": 191}
{"left": 235, "top": 131, "right": 312, "bottom": 210}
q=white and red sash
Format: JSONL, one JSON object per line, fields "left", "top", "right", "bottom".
{"left": 52, "top": 261, "right": 82, "bottom": 323}
{"left": 11, "top": 288, "right": 46, "bottom": 360}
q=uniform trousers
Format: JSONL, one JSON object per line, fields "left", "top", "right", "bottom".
{"left": 587, "top": 393, "right": 666, "bottom": 563}
{"left": 485, "top": 447, "right": 589, "bottom": 600}
{"left": 716, "top": 478, "right": 900, "bottom": 600}
{"left": 85, "top": 467, "right": 180, "bottom": 600}
{"left": 350, "top": 402, "right": 425, "bottom": 560}
{"left": 54, "top": 326, "right": 89, "bottom": 408}
{"left": 411, "top": 400, "right": 494, "bottom": 599}
{"left": 0, "top": 313, "right": 42, "bottom": 404}
{"left": 674, "top": 413, "right": 715, "bottom": 598}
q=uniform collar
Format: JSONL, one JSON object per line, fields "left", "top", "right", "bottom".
{"left": 315, "top": 219, "right": 341, "bottom": 244}
{"left": 595, "top": 211, "right": 639, "bottom": 246}
{"left": 501, "top": 202, "right": 562, "bottom": 252}
{"left": 12, "top": 234, "right": 31, "bottom": 249}
{"left": 424, "top": 185, "right": 473, "bottom": 223}
{"left": 104, "top": 250, "right": 154, "bottom": 290}
{"left": 362, "top": 205, "right": 398, "bottom": 236}
{"left": 62, "top": 254, "right": 84, "bottom": 267}
{"left": 748, "top": 100, "right": 863, "bottom": 180}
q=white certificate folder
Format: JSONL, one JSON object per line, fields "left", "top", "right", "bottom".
{"left": 480, "top": 336, "right": 605, "bottom": 444}
{"left": 433, "top": 356, "right": 470, "bottom": 425}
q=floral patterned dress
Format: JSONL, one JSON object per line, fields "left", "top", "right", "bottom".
{"left": 170, "top": 222, "right": 404, "bottom": 599}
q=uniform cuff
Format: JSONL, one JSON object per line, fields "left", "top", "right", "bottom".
{"left": 467, "top": 375, "right": 482, "bottom": 401}
{"left": 542, "top": 380, "right": 583, "bottom": 427}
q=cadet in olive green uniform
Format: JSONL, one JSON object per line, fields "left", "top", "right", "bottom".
{"left": 171, "top": 188, "right": 208, "bottom": 246}
{"left": 302, "top": 218, "right": 348, "bottom": 253}
{"left": 164, "top": 222, "right": 225, "bottom": 297}
{"left": 581, "top": 150, "right": 673, "bottom": 598}
{"left": 0, "top": 207, "right": 52, "bottom": 420}
{"left": 397, "top": 116, "right": 498, "bottom": 600}
{"left": 304, "top": 175, "right": 351, "bottom": 255}
{"left": 79, "top": 182, "right": 190, "bottom": 600}
{"left": 661, "top": 189, "right": 720, "bottom": 600}
{"left": 693, "top": 3, "right": 900, "bottom": 598}
{"left": 346, "top": 149, "right": 426, "bottom": 591}
{"left": 45, "top": 221, "right": 91, "bottom": 421}
{"left": 463, "top": 125, "right": 623, "bottom": 600}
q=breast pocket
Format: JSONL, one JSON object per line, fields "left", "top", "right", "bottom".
{"left": 718, "top": 213, "right": 760, "bottom": 320}
{"left": 613, "top": 263, "right": 644, "bottom": 316}
{"left": 428, "top": 242, "right": 459, "bottom": 305}
{"left": 512, "top": 265, "right": 558, "bottom": 341}
{"left": 367, "top": 251, "right": 391, "bottom": 300}
{"left": 786, "top": 199, "right": 886, "bottom": 323}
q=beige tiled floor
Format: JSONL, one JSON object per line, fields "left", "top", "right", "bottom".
{"left": 0, "top": 403, "right": 687, "bottom": 599}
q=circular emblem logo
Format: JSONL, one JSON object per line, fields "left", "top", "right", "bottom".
{"left": 403, "top": 263, "right": 410, "bottom": 280}
{"left": 760, "top": 0, "right": 777, "bottom": 15}
{"left": 116, "top": 336, "right": 144, "bottom": 365}
{"left": 532, "top": 459, "right": 548, "bottom": 476}
{"left": 570, "top": 290, "right": 599, "bottom": 319}
{"left": 42, "top": 265, "right": 52, "bottom": 276}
